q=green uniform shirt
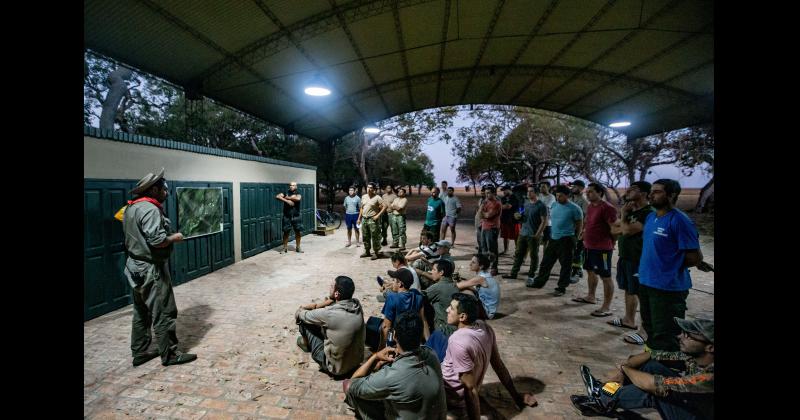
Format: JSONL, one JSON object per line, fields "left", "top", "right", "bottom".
{"left": 423, "top": 277, "right": 459, "bottom": 334}
{"left": 348, "top": 346, "right": 447, "bottom": 419}
{"left": 123, "top": 201, "right": 173, "bottom": 263}
{"left": 361, "top": 194, "right": 384, "bottom": 218}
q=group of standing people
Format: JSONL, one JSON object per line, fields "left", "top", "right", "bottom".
{"left": 343, "top": 181, "right": 463, "bottom": 261}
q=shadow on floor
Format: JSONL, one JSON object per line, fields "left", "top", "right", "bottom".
{"left": 176, "top": 304, "right": 214, "bottom": 351}
{"left": 479, "top": 376, "right": 546, "bottom": 419}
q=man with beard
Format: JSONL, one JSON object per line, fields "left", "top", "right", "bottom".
{"left": 637, "top": 179, "right": 709, "bottom": 351}
{"left": 571, "top": 318, "right": 714, "bottom": 419}
{"left": 123, "top": 168, "right": 196, "bottom": 367}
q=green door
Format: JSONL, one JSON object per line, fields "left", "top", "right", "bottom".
{"left": 240, "top": 182, "right": 314, "bottom": 258}
{"left": 84, "top": 179, "right": 234, "bottom": 320}
{"left": 84, "top": 180, "right": 135, "bottom": 321}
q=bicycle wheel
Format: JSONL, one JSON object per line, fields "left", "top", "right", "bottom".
{"left": 331, "top": 212, "right": 342, "bottom": 230}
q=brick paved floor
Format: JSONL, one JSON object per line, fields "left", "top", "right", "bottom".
{"left": 85, "top": 219, "right": 714, "bottom": 419}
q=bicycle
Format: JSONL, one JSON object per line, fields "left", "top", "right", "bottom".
{"left": 315, "top": 208, "right": 342, "bottom": 230}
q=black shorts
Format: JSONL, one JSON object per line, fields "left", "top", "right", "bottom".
{"left": 615, "top": 259, "right": 640, "bottom": 295}
{"left": 583, "top": 249, "right": 613, "bottom": 277}
{"left": 282, "top": 215, "right": 304, "bottom": 233}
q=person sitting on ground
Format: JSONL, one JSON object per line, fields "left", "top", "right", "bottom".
{"left": 456, "top": 254, "right": 501, "bottom": 319}
{"left": 571, "top": 317, "right": 714, "bottom": 420}
{"left": 442, "top": 293, "right": 538, "bottom": 418}
{"left": 380, "top": 269, "right": 429, "bottom": 349}
{"left": 415, "top": 240, "right": 454, "bottom": 285}
{"left": 421, "top": 259, "right": 460, "bottom": 361}
{"left": 295, "top": 276, "right": 366, "bottom": 377}
{"left": 377, "top": 252, "right": 422, "bottom": 302}
{"left": 406, "top": 231, "right": 439, "bottom": 266}
{"left": 343, "top": 311, "right": 447, "bottom": 419}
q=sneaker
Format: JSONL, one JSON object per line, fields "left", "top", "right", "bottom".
{"left": 162, "top": 352, "right": 197, "bottom": 366}
{"left": 296, "top": 336, "right": 309, "bottom": 353}
{"left": 360, "top": 252, "right": 372, "bottom": 258}
{"left": 551, "top": 289, "right": 566, "bottom": 297}
{"left": 526, "top": 278, "right": 541, "bottom": 288}
{"left": 580, "top": 365, "right": 604, "bottom": 398}
{"left": 132, "top": 350, "right": 160, "bottom": 367}
{"left": 570, "top": 395, "right": 607, "bottom": 416}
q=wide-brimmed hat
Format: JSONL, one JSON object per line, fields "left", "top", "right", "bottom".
{"left": 130, "top": 168, "right": 165, "bottom": 195}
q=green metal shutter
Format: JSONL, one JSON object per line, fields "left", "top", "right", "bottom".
{"left": 84, "top": 180, "right": 135, "bottom": 321}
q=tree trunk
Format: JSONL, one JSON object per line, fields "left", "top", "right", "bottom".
{"left": 695, "top": 176, "right": 714, "bottom": 213}
{"left": 99, "top": 67, "right": 133, "bottom": 131}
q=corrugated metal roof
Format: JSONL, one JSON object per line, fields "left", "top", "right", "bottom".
{"left": 85, "top": 0, "right": 713, "bottom": 140}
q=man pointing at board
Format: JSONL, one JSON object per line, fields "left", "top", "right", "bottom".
{"left": 122, "top": 168, "right": 197, "bottom": 367}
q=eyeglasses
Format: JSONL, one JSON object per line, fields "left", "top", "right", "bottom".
{"left": 681, "top": 331, "right": 710, "bottom": 344}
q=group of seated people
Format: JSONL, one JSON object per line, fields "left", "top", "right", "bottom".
{"left": 294, "top": 254, "right": 534, "bottom": 419}
{"left": 294, "top": 247, "right": 713, "bottom": 419}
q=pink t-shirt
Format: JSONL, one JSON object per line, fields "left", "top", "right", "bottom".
{"left": 583, "top": 200, "right": 618, "bottom": 250}
{"left": 441, "top": 320, "right": 495, "bottom": 408}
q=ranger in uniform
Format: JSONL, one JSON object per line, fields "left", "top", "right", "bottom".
{"left": 123, "top": 168, "right": 197, "bottom": 367}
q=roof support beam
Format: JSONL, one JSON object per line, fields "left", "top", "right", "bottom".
{"left": 483, "top": 0, "right": 560, "bottom": 103}
{"left": 196, "top": 0, "right": 437, "bottom": 88}
{"left": 507, "top": 0, "right": 618, "bottom": 104}
{"left": 458, "top": 0, "right": 506, "bottom": 104}
{"left": 532, "top": 0, "right": 683, "bottom": 109}
{"left": 134, "top": 0, "right": 349, "bottom": 133}
{"left": 434, "top": 0, "right": 452, "bottom": 107}
{"left": 288, "top": 64, "right": 700, "bottom": 127}
{"left": 327, "top": 0, "right": 392, "bottom": 116}
{"left": 392, "top": 1, "right": 415, "bottom": 110}
{"left": 252, "top": 0, "right": 367, "bottom": 121}
{"left": 584, "top": 59, "right": 713, "bottom": 120}
{"left": 558, "top": 21, "right": 713, "bottom": 114}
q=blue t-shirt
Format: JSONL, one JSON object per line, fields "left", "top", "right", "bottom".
{"left": 343, "top": 195, "right": 361, "bottom": 214}
{"left": 382, "top": 289, "right": 424, "bottom": 323}
{"left": 638, "top": 209, "right": 700, "bottom": 291}
{"left": 550, "top": 201, "right": 583, "bottom": 240}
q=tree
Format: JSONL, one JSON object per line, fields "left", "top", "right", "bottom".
{"left": 675, "top": 125, "right": 714, "bottom": 212}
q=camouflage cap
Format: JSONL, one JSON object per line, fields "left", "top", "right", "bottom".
{"left": 674, "top": 317, "right": 714, "bottom": 344}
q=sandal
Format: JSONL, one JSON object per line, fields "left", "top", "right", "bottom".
{"left": 590, "top": 310, "right": 612, "bottom": 317}
{"left": 623, "top": 332, "right": 645, "bottom": 345}
{"left": 607, "top": 318, "right": 638, "bottom": 330}
{"left": 571, "top": 297, "right": 596, "bottom": 304}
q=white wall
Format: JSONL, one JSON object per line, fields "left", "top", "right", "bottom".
{"left": 84, "top": 136, "right": 317, "bottom": 261}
